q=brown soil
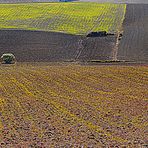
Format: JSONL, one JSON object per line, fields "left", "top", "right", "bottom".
{"left": 118, "top": 4, "right": 148, "bottom": 62}
{"left": 0, "top": 30, "right": 116, "bottom": 62}
{"left": 0, "top": 64, "right": 147, "bottom": 147}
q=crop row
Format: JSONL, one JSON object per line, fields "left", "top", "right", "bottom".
{"left": 0, "top": 2, "right": 126, "bottom": 34}
{"left": 0, "top": 65, "right": 147, "bottom": 147}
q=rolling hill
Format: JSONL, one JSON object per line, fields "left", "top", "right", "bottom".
{"left": 0, "top": 30, "right": 117, "bottom": 62}
{"left": 0, "top": 0, "right": 59, "bottom": 3}
{"left": 0, "top": 64, "right": 147, "bottom": 147}
{"left": 0, "top": 1, "right": 147, "bottom": 147}
{"left": 79, "top": 0, "right": 148, "bottom": 4}
{"left": 118, "top": 4, "right": 148, "bottom": 62}
{"left": 0, "top": 2, "right": 147, "bottom": 62}
{"left": 1, "top": 0, "right": 148, "bottom": 3}
{"left": 0, "top": 2, "right": 126, "bottom": 35}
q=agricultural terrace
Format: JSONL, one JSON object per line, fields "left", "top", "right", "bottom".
{"left": 0, "top": 64, "right": 147, "bottom": 147}
{"left": 0, "top": 2, "right": 126, "bottom": 34}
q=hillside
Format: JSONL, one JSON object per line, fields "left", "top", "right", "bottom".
{"left": 0, "top": 3, "right": 148, "bottom": 62}
{"left": 1, "top": 0, "right": 148, "bottom": 4}
{"left": 80, "top": 0, "right": 148, "bottom": 4}
{"left": 0, "top": 64, "right": 147, "bottom": 147}
{"left": 118, "top": 4, "right": 148, "bottom": 62}
{"left": 0, "top": 2, "right": 126, "bottom": 62}
{"left": 0, "top": 2, "right": 126, "bottom": 35}
{"left": 0, "top": 30, "right": 117, "bottom": 62}
{"left": 0, "top": 0, "right": 59, "bottom": 3}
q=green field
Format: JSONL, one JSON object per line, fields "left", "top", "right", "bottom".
{"left": 0, "top": 2, "right": 126, "bottom": 35}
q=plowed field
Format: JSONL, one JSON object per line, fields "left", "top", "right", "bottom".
{"left": 0, "top": 64, "right": 147, "bottom": 147}
{"left": 0, "top": 3, "right": 147, "bottom": 62}
{"left": 118, "top": 4, "right": 148, "bottom": 62}
{"left": 0, "top": 30, "right": 117, "bottom": 62}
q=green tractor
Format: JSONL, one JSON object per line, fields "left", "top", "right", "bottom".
{"left": 1, "top": 53, "right": 16, "bottom": 64}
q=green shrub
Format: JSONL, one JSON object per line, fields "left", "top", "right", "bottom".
{"left": 1, "top": 53, "right": 16, "bottom": 64}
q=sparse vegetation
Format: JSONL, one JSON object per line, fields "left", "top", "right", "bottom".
{"left": 0, "top": 2, "right": 126, "bottom": 34}
{"left": 0, "top": 64, "right": 147, "bottom": 147}
{"left": 0, "top": 0, "right": 147, "bottom": 147}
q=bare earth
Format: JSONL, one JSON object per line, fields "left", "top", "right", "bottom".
{"left": 0, "top": 64, "right": 147, "bottom": 147}
{"left": 118, "top": 4, "right": 148, "bottom": 62}
{"left": 0, "top": 30, "right": 116, "bottom": 62}
{"left": 0, "top": 1, "right": 147, "bottom": 147}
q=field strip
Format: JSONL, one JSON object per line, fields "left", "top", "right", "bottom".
{"left": 118, "top": 4, "right": 148, "bottom": 62}
{"left": 0, "top": 2, "right": 126, "bottom": 35}
{"left": 0, "top": 68, "right": 128, "bottom": 143}
{"left": 0, "top": 65, "right": 147, "bottom": 146}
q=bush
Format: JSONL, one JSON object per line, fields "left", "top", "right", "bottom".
{"left": 1, "top": 53, "right": 16, "bottom": 64}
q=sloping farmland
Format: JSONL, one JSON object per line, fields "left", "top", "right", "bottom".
{"left": 0, "top": 65, "right": 147, "bottom": 147}
{"left": 0, "top": 0, "right": 76, "bottom": 3}
{"left": 0, "top": 2, "right": 127, "bottom": 62}
{"left": 0, "top": 3, "right": 126, "bottom": 35}
{"left": 0, "top": 30, "right": 116, "bottom": 62}
{"left": 1, "top": 0, "right": 148, "bottom": 4}
{"left": 118, "top": 4, "right": 148, "bottom": 62}
{"left": 0, "top": 0, "right": 59, "bottom": 3}
{"left": 79, "top": 0, "right": 148, "bottom": 4}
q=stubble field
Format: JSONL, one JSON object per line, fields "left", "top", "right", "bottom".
{"left": 0, "top": 64, "right": 147, "bottom": 147}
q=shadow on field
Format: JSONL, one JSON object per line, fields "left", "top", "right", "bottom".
{"left": 0, "top": 29, "right": 116, "bottom": 62}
